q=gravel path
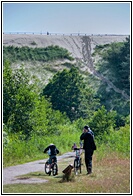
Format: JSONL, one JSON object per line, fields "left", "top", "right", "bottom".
{"left": 3, "top": 152, "right": 75, "bottom": 185}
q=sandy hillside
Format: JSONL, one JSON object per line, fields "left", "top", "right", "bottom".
{"left": 3, "top": 34, "right": 128, "bottom": 59}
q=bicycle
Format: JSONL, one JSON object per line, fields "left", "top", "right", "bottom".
{"left": 44, "top": 156, "right": 58, "bottom": 176}
{"left": 73, "top": 148, "right": 83, "bottom": 175}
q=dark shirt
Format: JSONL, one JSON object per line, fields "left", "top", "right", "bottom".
{"left": 44, "top": 145, "right": 59, "bottom": 155}
{"left": 80, "top": 132, "right": 96, "bottom": 150}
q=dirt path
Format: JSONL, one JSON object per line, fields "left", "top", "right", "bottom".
{"left": 3, "top": 151, "right": 75, "bottom": 185}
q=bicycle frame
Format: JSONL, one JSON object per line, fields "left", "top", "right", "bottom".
{"left": 75, "top": 148, "right": 80, "bottom": 158}
{"left": 73, "top": 148, "right": 82, "bottom": 175}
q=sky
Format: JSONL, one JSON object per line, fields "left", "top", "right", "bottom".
{"left": 2, "top": 2, "right": 131, "bottom": 35}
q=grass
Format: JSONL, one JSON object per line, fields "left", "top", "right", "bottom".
{"left": 3, "top": 152, "right": 130, "bottom": 194}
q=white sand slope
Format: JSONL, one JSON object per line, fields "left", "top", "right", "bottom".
{"left": 3, "top": 34, "right": 128, "bottom": 59}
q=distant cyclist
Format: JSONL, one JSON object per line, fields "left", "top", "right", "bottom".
{"left": 44, "top": 143, "right": 59, "bottom": 173}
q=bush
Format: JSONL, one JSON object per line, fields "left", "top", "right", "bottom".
{"left": 96, "top": 124, "right": 130, "bottom": 160}
{"left": 3, "top": 45, "right": 74, "bottom": 63}
{"left": 89, "top": 106, "right": 116, "bottom": 137}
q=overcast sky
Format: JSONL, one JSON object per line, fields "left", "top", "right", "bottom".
{"left": 2, "top": 2, "right": 130, "bottom": 35}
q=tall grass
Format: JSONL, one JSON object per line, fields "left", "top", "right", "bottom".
{"left": 96, "top": 124, "right": 130, "bottom": 161}
{"left": 3, "top": 124, "right": 130, "bottom": 167}
{"left": 3, "top": 126, "right": 80, "bottom": 167}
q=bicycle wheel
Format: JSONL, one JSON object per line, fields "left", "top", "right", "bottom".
{"left": 74, "top": 159, "right": 78, "bottom": 175}
{"left": 52, "top": 163, "right": 58, "bottom": 176}
{"left": 44, "top": 162, "right": 51, "bottom": 175}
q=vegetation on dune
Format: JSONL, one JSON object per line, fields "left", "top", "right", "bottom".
{"left": 3, "top": 45, "right": 74, "bottom": 62}
{"left": 93, "top": 37, "right": 130, "bottom": 125}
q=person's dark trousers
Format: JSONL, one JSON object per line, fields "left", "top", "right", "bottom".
{"left": 85, "top": 149, "right": 94, "bottom": 174}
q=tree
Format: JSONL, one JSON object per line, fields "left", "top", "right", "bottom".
{"left": 3, "top": 60, "right": 74, "bottom": 139}
{"left": 89, "top": 106, "right": 116, "bottom": 137}
{"left": 3, "top": 61, "right": 39, "bottom": 139}
{"left": 3, "top": 61, "right": 16, "bottom": 123}
{"left": 94, "top": 37, "right": 130, "bottom": 124}
{"left": 98, "top": 37, "right": 130, "bottom": 96}
{"left": 42, "top": 67, "right": 99, "bottom": 121}
{"left": 3, "top": 61, "right": 71, "bottom": 139}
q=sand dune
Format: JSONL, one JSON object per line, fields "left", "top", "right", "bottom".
{"left": 3, "top": 34, "right": 127, "bottom": 59}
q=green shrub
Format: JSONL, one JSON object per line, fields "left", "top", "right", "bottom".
{"left": 30, "top": 41, "right": 37, "bottom": 45}
{"left": 3, "top": 45, "right": 74, "bottom": 63}
{"left": 96, "top": 124, "right": 130, "bottom": 160}
{"left": 89, "top": 106, "right": 116, "bottom": 137}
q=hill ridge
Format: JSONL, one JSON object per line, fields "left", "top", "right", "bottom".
{"left": 3, "top": 34, "right": 129, "bottom": 100}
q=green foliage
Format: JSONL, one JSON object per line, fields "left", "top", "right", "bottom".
{"left": 99, "top": 37, "right": 129, "bottom": 95}
{"left": 45, "top": 109, "right": 70, "bottom": 135}
{"left": 101, "top": 38, "right": 130, "bottom": 95}
{"left": 96, "top": 84, "right": 130, "bottom": 120}
{"left": 96, "top": 124, "right": 130, "bottom": 160}
{"left": 3, "top": 61, "right": 52, "bottom": 139}
{"left": 3, "top": 128, "right": 80, "bottom": 167}
{"left": 3, "top": 61, "right": 38, "bottom": 138}
{"left": 28, "top": 96, "right": 50, "bottom": 136}
{"left": 3, "top": 60, "right": 73, "bottom": 141}
{"left": 72, "top": 117, "right": 89, "bottom": 131}
{"left": 3, "top": 61, "right": 15, "bottom": 123}
{"left": 3, "top": 128, "right": 9, "bottom": 148}
{"left": 125, "top": 115, "right": 130, "bottom": 125}
{"left": 106, "top": 125, "right": 130, "bottom": 155}
{"left": 43, "top": 67, "right": 99, "bottom": 121}
{"left": 94, "top": 37, "right": 130, "bottom": 126}
{"left": 92, "top": 43, "right": 110, "bottom": 56}
{"left": 3, "top": 45, "right": 74, "bottom": 63}
{"left": 89, "top": 106, "right": 116, "bottom": 137}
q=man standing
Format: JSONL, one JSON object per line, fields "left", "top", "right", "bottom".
{"left": 80, "top": 125, "right": 96, "bottom": 174}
